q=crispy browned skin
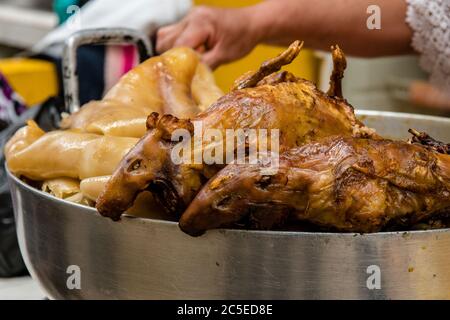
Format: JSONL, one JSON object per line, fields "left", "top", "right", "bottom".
{"left": 96, "top": 43, "right": 377, "bottom": 220}
{"left": 95, "top": 114, "right": 201, "bottom": 219}
{"left": 179, "top": 137, "right": 450, "bottom": 236}
{"left": 408, "top": 128, "right": 450, "bottom": 154}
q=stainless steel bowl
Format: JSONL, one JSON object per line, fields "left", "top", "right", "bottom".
{"left": 7, "top": 110, "right": 450, "bottom": 300}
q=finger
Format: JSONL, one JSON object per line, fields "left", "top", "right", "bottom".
{"left": 195, "top": 44, "right": 206, "bottom": 54}
{"left": 156, "top": 22, "right": 187, "bottom": 53}
{"left": 173, "top": 21, "right": 211, "bottom": 50}
{"left": 156, "top": 25, "right": 184, "bottom": 53}
{"left": 201, "top": 45, "right": 225, "bottom": 70}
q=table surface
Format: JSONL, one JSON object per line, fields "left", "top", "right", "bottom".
{"left": 0, "top": 276, "right": 45, "bottom": 300}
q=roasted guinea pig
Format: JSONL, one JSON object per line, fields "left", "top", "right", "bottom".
{"left": 60, "top": 47, "right": 222, "bottom": 138}
{"left": 179, "top": 135, "right": 450, "bottom": 236}
{"left": 96, "top": 42, "right": 378, "bottom": 221}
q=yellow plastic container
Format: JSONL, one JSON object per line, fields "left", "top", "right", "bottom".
{"left": 194, "top": 0, "right": 319, "bottom": 92}
{"left": 0, "top": 58, "right": 58, "bottom": 107}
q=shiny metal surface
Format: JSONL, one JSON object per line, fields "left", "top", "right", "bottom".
{"left": 8, "top": 111, "right": 450, "bottom": 299}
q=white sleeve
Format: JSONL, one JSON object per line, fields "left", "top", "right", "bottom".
{"left": 406, "top": 0, "right": 450, "bottom": 91}
{"left": 34, "top": 0, "right": 192, "bottom": 52}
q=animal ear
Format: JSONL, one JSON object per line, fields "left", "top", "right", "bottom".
{"left": 146, "top": 112, "right": 160, "bottom": 130}
{"left": 327, "top": 45, "right": 347, "bottom": 99}
{"left": 156, "top": 114, "right": 194, "bottom": 141}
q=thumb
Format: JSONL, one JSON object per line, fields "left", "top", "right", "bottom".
{"left": 173, "top": 21, "right": 211, "bottom": 50}
{"left": 201, "top": 45, "right": 225, "bottom": 70}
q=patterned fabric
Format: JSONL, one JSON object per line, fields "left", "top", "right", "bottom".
{"left": 0, "top": 73, "right": 26, "bottom": 131}
{"left": 73, "top": 45, "right": 138, "bottom": 105}
{"left": 103, "top": 45, "right": 139, "bottom": 94}
{"left": 406, "top": 0, "right": 450, "bottom": 91}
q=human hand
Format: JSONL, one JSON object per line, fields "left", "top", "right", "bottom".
{"left": 156, "top": 6, "right": 262, "bottom": 69}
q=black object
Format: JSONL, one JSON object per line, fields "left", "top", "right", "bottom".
{"left": 0, "top": 98, "right": 62, "bottom": 277}
{"left": 53, "top": 45, "right": 106, "bottom": 106}
{"left": 0, "top": 119, "right": 7, "bottom": 132}
{"left": 77, "top": 45, "right": 106, "bottom": 105}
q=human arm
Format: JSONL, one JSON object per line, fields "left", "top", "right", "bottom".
{"left": 156, "top": 0, "right": 414, "bottom": 68}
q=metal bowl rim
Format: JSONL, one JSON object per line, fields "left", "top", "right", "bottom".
{"left": 7, "top": 110, "right": 450, "bottom": 239}
{"left": 7, "top": 165, "right": 450, "bottom": 239}
{"left": 355, "top": 109, "right": 450, "bottom": 124}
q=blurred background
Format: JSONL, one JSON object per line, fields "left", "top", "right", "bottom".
{"left": 0, "top": 0, "right": 448, "bottom": 116}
